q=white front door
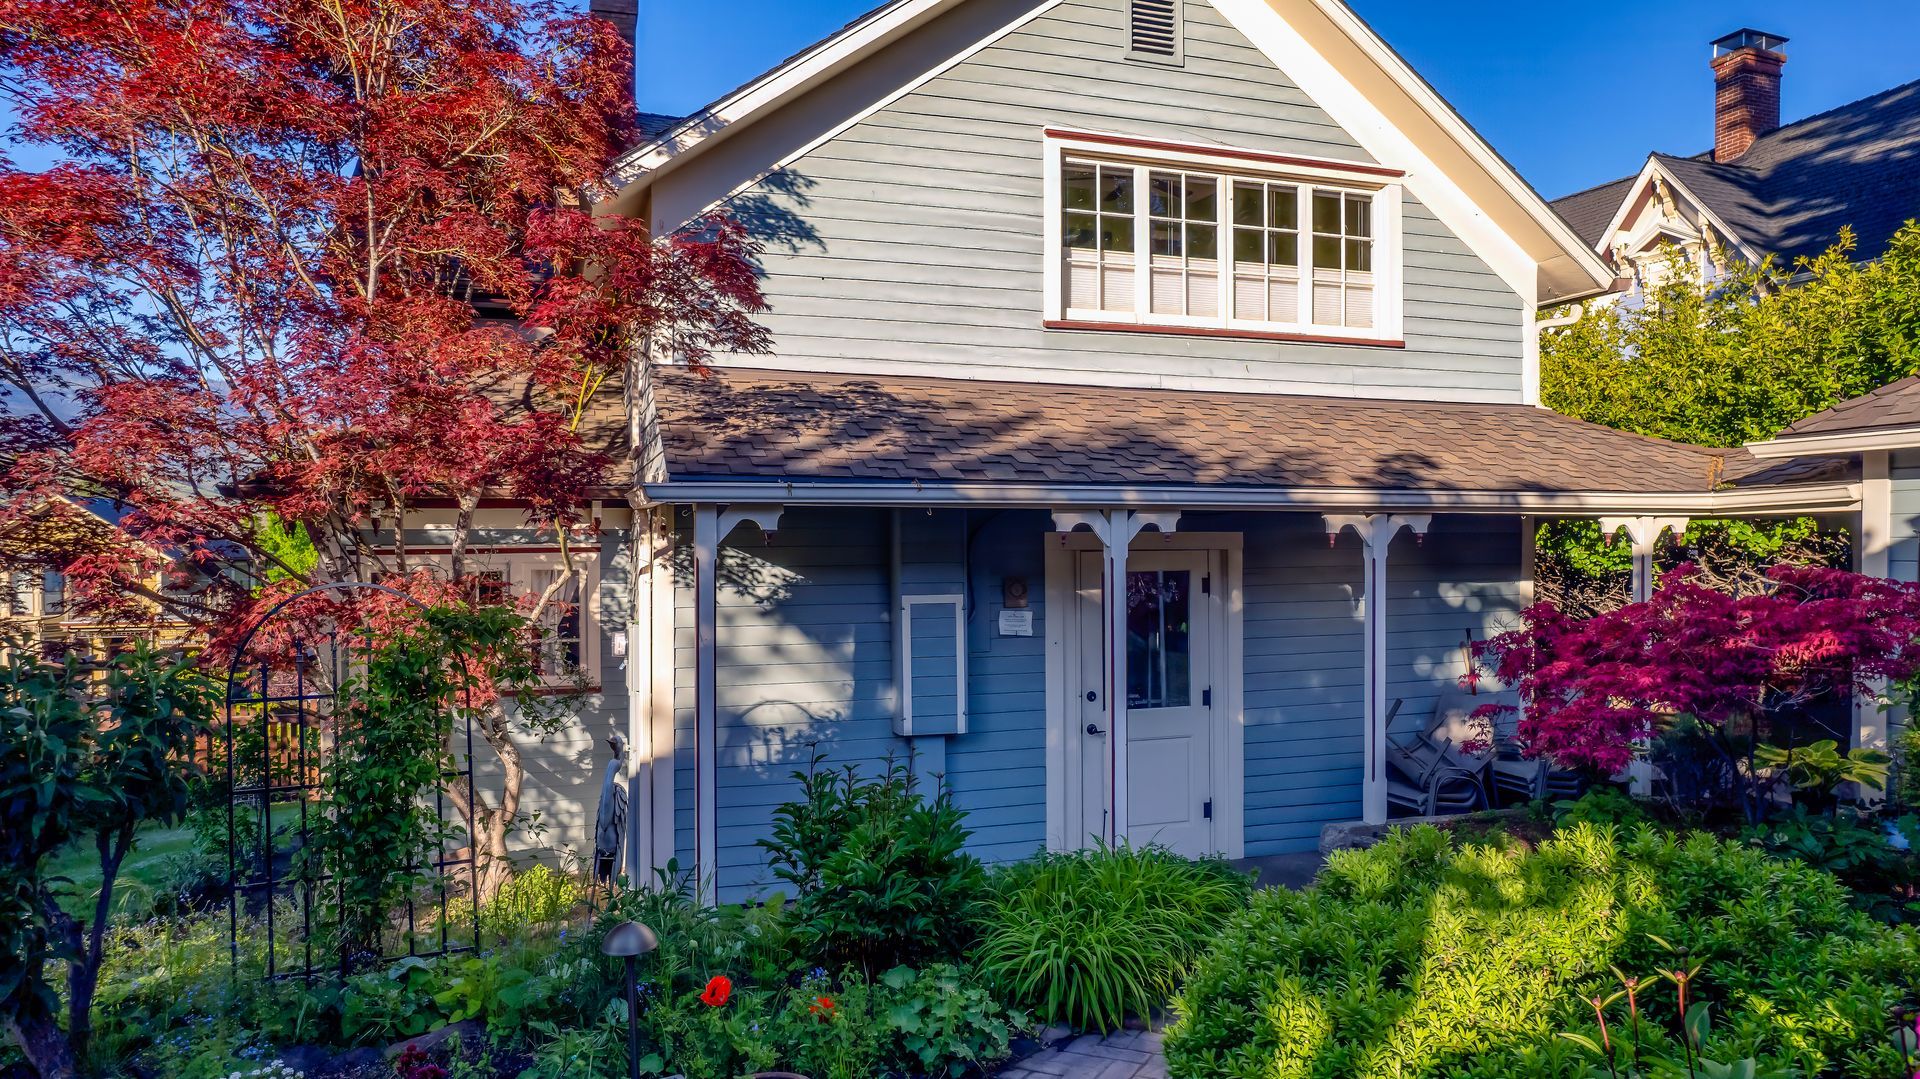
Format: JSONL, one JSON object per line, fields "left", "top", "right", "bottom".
{"left": 1074, "top": 548, "right": 1216, "bottom": 857}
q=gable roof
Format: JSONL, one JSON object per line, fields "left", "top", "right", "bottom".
{"left": 644, "top": 367, "right": 1850, "bottom": 511}
{"left": 606, "top": 0, "right": 1613, "bottom": 304}
{"left": 1744, "top": 374, "right": 1920, "bottom": 458}
{"left": 1552, "top": 78, "right": 1920, "bottom": 265}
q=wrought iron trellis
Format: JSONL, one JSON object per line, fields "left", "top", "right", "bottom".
{"left": 221, "top": 581, "right": 482, "bottom": 980}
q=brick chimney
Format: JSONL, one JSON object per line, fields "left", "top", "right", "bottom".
{"left": 1710, "top": 29, "right": 1788, "bottom": 162}
{"left": 588, "top": 0, "right": 637, "bottom": 46}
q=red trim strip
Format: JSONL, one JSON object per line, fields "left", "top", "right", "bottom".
{"left": 1045, "top": 128, "right": 1406, "bottom": 179}
{"left": 1044, "top": 319, "right": 1406, "bottom": 349}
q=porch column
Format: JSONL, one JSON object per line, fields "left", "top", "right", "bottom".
{"left": 691, "top": 503, "right": 783, "bottom": 903}
{"left": 1858, "top": 452, "right": 1893, "bottom": 755}
{"left": 1324, "top": 514, "right": 1430, "bottom": 826}
{"left": 1598, "top": 516, "right": 1688, "bottom": 794}
{"left": 1051, "top": 508, "right": 1181, "bottom": 843}
{"left": 627, "top": 506, "right": 677, "bottom": 880}
{"left": 1598, "top": 516, "right": 1689, "bottom": 604}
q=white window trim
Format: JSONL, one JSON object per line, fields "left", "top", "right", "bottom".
{"left": 413, "top": 547, "right": 603, "bottom": 689}
{"left": 1041, "top": 129, "right": 1404, "bottom": 342}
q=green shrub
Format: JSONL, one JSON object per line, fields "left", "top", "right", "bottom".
{"left": 759, "top": 755, "right": 983, "bottom": 974}
{"left": 1550, "top": 784, "right": 1647, "bottom": 828}
{"left": 1895, "top": 721, "right": 1920, "bottom": 813}
{"left": 1165, "top": 823, "right": 1920, "bottom": 1079}
{"left": 479, "top": 862, "right": 583, "bottom": 939}
{"left": 973, "top": 844, "right": 1252, "bottom": 1034}
{"left": 1741, "top": 806, "right": 1920, "bottom": 923}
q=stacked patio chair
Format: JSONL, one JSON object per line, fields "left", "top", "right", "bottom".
{"left": 1383, "top": 699, "right": 1488, "bottom": 816}
{"left": 1424, "top": 683, "right": 1549, "bottom": 804}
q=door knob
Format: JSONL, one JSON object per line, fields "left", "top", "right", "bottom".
{"left": 1085, "top": 723, "right": 1106, "bottom": 736}
{"left": 1085, "top": 690, "right": 1097, "bottom": 702}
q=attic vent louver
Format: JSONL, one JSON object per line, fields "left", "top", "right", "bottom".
{"left": 1127, "top": 0, "right": 1183, "bottom": 63}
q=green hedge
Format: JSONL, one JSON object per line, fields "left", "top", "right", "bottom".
{"left": 1164, "top": 824, "right": 1920, "bottom": 1078}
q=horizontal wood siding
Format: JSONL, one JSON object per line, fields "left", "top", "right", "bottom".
{"left": 654, "top": 0, "right": 1524, "bottom": 401}
{"left": 668, "top": 508, "right": 1054, "bottom": 901}
{"left": 1191, "top": 511, "right": 1523, "bottom": 855}
{"left": 952, "top": 511, "right": 1054, "bottom": 863}
{"left": 1890, "top": 451, "right": 1920, "bottom": 584}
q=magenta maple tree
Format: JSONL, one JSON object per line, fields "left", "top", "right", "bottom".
{"left": 0, "top": 0, "right": 770, "bottom": 985}
{"left": 1477, "top": 564, "right": 1920, "bottom": 776}
{"left": 0, "top": 0, "right": 766, "bottom": 633}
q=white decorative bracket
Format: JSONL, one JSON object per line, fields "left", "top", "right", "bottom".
{"left": 1599, "top": 516, "right": 1689, "bottom": 604}
{"left": 717, "top": 503, "right": 784, "bottom": 543}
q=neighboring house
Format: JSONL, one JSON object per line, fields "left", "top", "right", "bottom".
{"left": 0, "top": 494, "right": 197, "bottom": 660}
{"left": 1552, "top": 29, "right": 1920, "bottom": 300}
{"left": 561, "top": 0, "right": 1879, "bottom": 904}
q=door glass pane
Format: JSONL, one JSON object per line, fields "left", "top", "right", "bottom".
{"left": 1126, "top": 569, "right": 1191, "bottom": 709}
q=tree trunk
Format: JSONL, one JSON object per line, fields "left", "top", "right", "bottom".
{"left": 3, "top": 1009, "right": 75, "bottom": 1079}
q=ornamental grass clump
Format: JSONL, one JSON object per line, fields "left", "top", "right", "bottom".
{"left": 972, "top": 844, "right": 1252, "bottom": 1034}
{"left": 1165, "top": 823, "right": 1920, "bottom": 1079}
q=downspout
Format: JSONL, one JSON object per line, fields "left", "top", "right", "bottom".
{"left": 1526, "top": 302, "right": 1586, "bottom": 407}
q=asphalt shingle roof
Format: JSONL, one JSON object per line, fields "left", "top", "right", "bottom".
{"left": 1779, "top": 374, "right": 1920, "bottom": 437}
{"left": 1551, "top": 78, "right": 1920, "bottom": 264}
{"left": 648, "top": 367, "right": 1822, "bottom": 495}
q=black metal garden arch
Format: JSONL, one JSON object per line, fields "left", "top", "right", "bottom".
{"left": 221, "top": 581, "right": 482, "bottom": 980}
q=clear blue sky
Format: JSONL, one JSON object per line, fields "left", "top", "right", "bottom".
{"left": 636, "top": 0, "right": 1920, "bottom": 199}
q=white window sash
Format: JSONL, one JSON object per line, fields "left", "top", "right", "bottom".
{"left": 1046, "top": 134, "right": 1402, "bottom": 340}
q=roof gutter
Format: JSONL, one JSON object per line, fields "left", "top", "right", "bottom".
{"left": 1745, "top": 424, "right": 1920, "bottom": 459}
{"left": 633, "top": 478, "right": 1861, "bottom": 516}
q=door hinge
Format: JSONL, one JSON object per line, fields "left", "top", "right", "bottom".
{"left": 1202, "top": 687, "right": 1212, "bottom": 707}
{"left": 1202, "top": 799, "right": 1213, "bottom": 820}
{"left": 1200, "top": 574, "right": 1210, "bottom": 595}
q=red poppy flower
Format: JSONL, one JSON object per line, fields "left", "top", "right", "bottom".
{"left": 700, "top": 975, "right": 732, "bottom": 1007}
{"left": 810, "top": 994, "right": 836, "bottom": 1017}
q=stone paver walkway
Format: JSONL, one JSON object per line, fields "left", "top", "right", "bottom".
{"left": 999, "top": 1029, "right": 1166, "bottom": 1079}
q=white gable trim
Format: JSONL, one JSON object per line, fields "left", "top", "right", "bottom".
{"left": 616, "top": 0, "right": 1070, "bottom": 226}
{"left": 613, "top": 0, "right": 965, "bottom": 186}
{"left": 1208, "top": 0, "right": 1536, "bottom": 303}
{"left": 1596, "top": 158, "right": 1765, "bottom": 267}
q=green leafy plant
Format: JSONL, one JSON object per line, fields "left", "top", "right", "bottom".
{"left": 1554, "top": 786, "right": 1649, "bottom": 828}
{"left": 1, "top": 641, "right": 215, "bottom": 1077}
{"left": 1741, "top": 807, "right": 1920, "bottom": 923}
{"left": 1754, "top": 739, "right": 1892, "bottom": 812}
{"left": 1165, "top": 823, "right": 1920, "bottom": 1078}
{"left": 478, "top": 862, "right": 583, "bottom": 940}
{"left": 758, "top": 754, "right": 983, "bottom": 974}
{"left": 974, "top": 843, "right": 1252, "bottom": 1033}
{"left": 880, "top": 963, "right": 1025, "bottom": 1077}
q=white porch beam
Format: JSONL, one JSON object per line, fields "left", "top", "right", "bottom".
{"left": 1599, "top": 516, "right": 1689, "bottom": 604}
{"left": 1324, "top": 513, "right": 1430, "bottom": 825}
{"left": 1050, "top": 509, "right": 1181, "bottom": 843}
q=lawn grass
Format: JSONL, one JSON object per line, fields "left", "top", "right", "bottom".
{"left": 43, "top": 819, "right": 199, "bottom": 920}
{"left": 43, "top": 802, "right": 306, "bottom": 920}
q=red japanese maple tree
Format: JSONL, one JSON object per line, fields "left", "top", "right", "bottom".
{"left": 1478, "top": 564, "right": 1920, "bottom": 786}
{"left": 0, "top": 0, "right": 766, "bottom": 923}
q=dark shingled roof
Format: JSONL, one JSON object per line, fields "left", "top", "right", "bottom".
{"left": 649, "top": 367, "right": 1814, "bottom": 495}
{"left": 1552, "top": 175, "right": 1638, "bottom": 250}
{"left": 1550, "top": 78, "right": 1920, "bottom": 264}
{"left": 1779, "top": 374, "right": 1920, "bottom": 437}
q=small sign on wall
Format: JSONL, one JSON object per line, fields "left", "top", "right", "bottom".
{"left": 998, "top": 609, "right": 1034, "bottom": 637}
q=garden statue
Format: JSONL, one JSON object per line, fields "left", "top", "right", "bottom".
{"left": 594, "top": 731, "right": 628, "bottom": 885}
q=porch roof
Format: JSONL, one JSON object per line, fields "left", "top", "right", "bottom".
{"left": 644, "top": 367, "right": 1854, "bottom": 513}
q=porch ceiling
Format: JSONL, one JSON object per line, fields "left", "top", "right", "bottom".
{"left": 643, "top": 367, "right": 1855, "bottom": 513}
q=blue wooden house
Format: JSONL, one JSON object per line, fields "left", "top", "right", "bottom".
{"left": 513, "top": 0, "right": 1871, "bottom": 901}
